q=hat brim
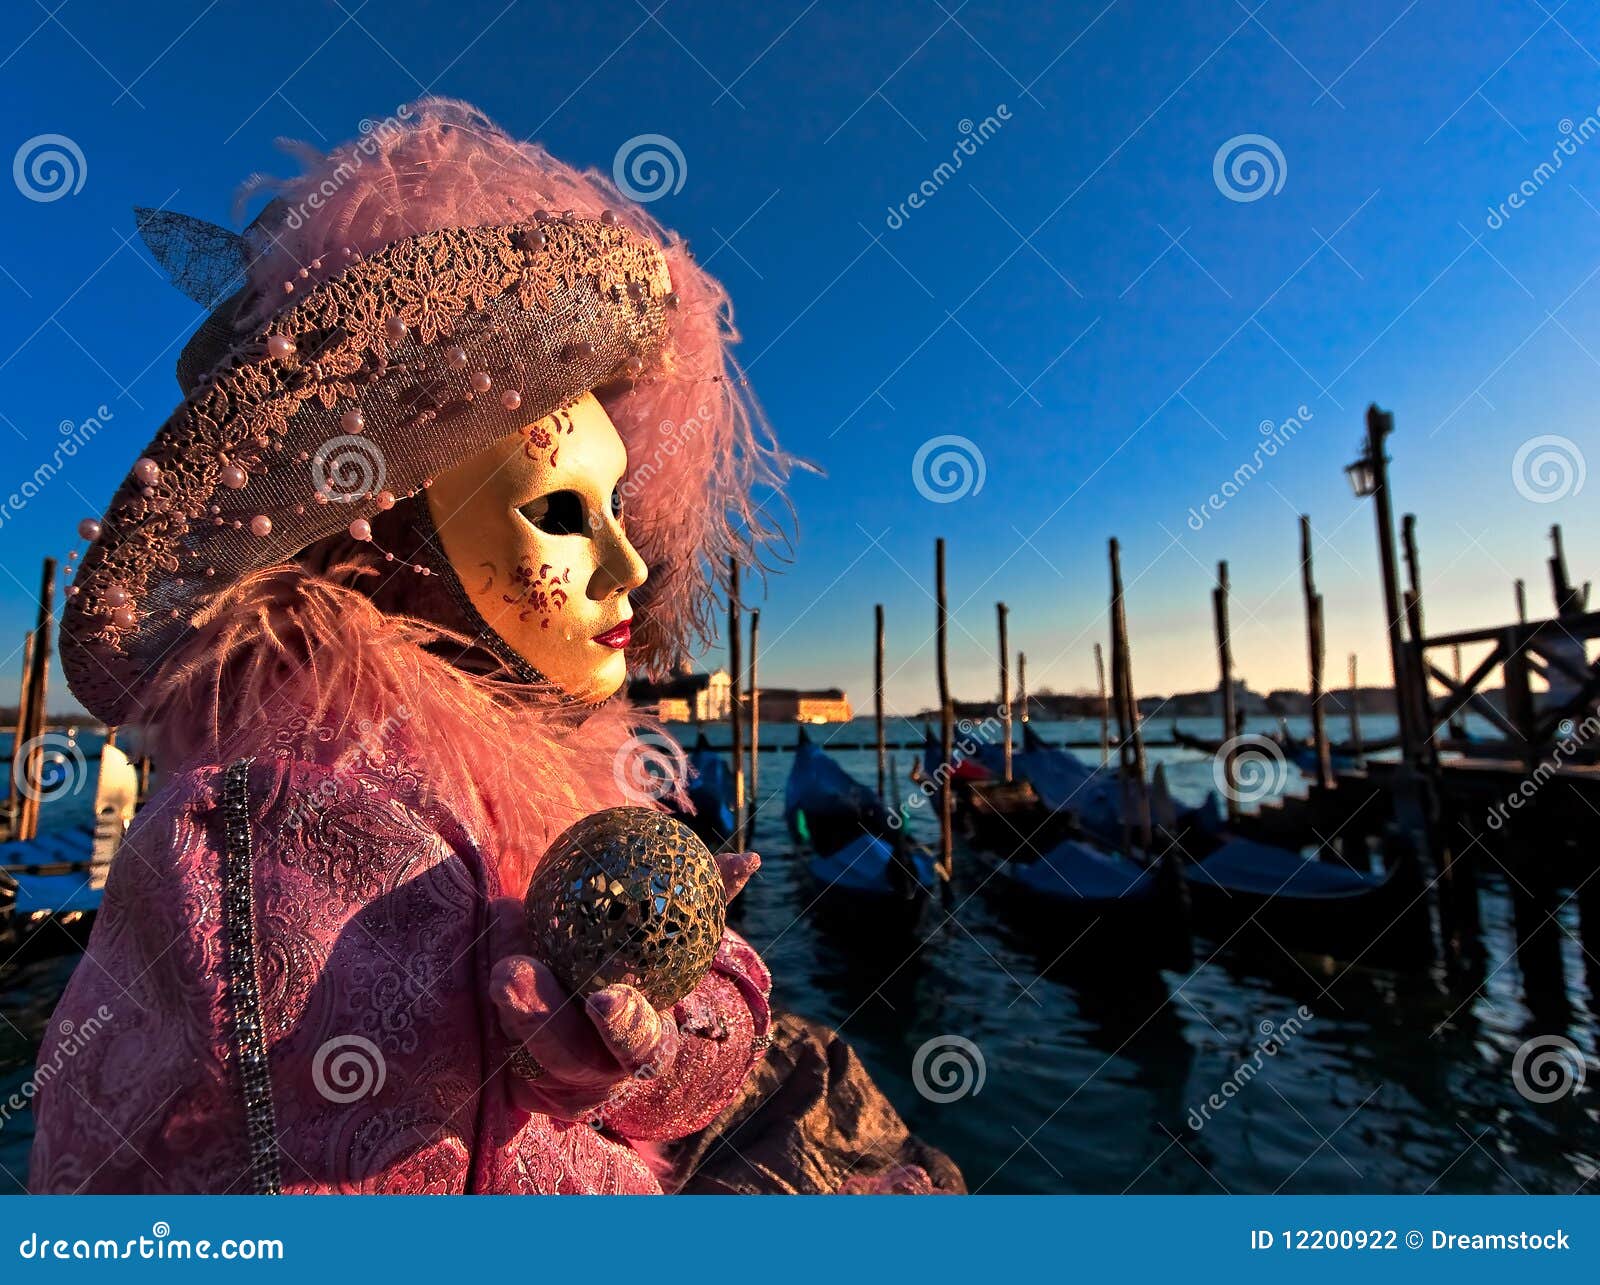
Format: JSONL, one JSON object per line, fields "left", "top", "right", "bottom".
{"left": 63, "top": 215, "right": 672, "bottom": 725}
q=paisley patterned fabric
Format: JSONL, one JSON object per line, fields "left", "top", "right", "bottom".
{"left": 28, "top": 755, "right": 770, "bottom": 1194}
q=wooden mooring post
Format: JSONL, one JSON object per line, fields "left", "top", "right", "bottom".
{"left": 747, "top": 607, "right": 760, "bottom": 841}
{"left": 1550, "top": 523, "right": 1576, "bottom": 612}
{"left": 1108, "top": 538, "right": 1151, "bottom": 851}
{"left": 935, "top": 539, "right": 954, "bottom": 888}
{"left": 1346, "top": 653, "right": 1363, "bottom": 764}
{"left": 1400, "top": 514, "right": 1440, "bottom": 777}
{"left": 1212, "top": 560, "right": 1239, "bottom": 821}
{"left": 996, "top": 602, "right": 1013, "bottom": 782}
{"left": 1017, "top": 651, "right": 1028, "bottom": 723}
{"left": 1093, "top": 643, "right": 1110, "bottom": 767}
{"left": 1515, "top": 579, "right": 1528, "bottom": 624}
{"left": 727, "top": 559, "right": 745, "bottom": 852}
{"left": 874, "top": 604, "right": 887, "bottom": 801}
{"left": 1300, "top": 517, "right": 1334, "bottom": 790}
{"left": 6, "top": 630, "right": 35, "bottom": 836}
{"left": 15, "top": 558, "right": 57, "bottom": 843}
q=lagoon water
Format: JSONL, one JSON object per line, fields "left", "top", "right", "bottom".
{"left": 2, "top": 718, "right": 1596, "bottom": 1193}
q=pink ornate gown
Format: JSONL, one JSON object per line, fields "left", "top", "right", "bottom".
{"left": 29, "top": 753, "right": 770, "bottom": 1194}
{"left": 27, "top": 571, "right": 771, "bottom": 1195}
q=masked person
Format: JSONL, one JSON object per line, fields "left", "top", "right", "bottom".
{"left": 28, "top": 99, "right": 960, "bottom": 1196}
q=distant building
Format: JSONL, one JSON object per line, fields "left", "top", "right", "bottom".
{"left": 626, "top": 671, "right": 853, "bottom": 724}
{"left": 628, "top": 669, "right": 731, "bottom": 722}
{"left": 749, "top": 688, "right": 853, "bottom": 724}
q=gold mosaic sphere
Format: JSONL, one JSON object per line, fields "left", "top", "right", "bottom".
{"left": 524, "top": 807, "right": 726, "bottom": 1010}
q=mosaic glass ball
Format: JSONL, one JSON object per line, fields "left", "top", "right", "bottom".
{"left": 524, "top": 807, "right": 726, "bottom": 1010}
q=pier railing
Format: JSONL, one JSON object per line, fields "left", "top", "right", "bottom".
{"left": 1413, "top": 609, "right": 1600, "bottom": 768}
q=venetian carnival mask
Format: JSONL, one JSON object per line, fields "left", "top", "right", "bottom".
{"left": 426, "top": 393, "right": 647, "bottom": 703}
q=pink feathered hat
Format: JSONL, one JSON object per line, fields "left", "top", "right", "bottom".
{"left": 62, "top": 98, "right": 790, "bottom": 726}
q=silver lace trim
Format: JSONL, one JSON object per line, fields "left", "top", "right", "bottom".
{"left": 222, "top": 757, "right": 283, "bottom": 1195}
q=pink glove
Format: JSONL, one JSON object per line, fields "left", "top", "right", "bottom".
{"left": 490, "top": 850, "right": 759, "bottom": 1121}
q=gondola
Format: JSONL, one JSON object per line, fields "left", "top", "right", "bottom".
{"left": 1172, "top": 827, "right": 1427, "bottom": 959}
{"left": 0, "top": 737, "right": 140, "bottom": 966}
{"left": 786, "top": 725, "right": 893, "bottom": 854}
{"left": 917, "top": 725, "right": 1001, "bottom": 784}
{"left": 970, "top": 825, "right": 1193, "bottom": 968}
{"left": 667, "top": 731, "right": 736, "bottom": 850}
{"left": 930, "top": 724, "right": 1126, "bottom": 854}
{"left": 1013, "top": 723, "right": 1125, "bottom": 847}
{"left": 784, "top": 727, "right": 936, "bottom": 913}
{"left": 0, "top": 823, "right": 108, "bottom": 962}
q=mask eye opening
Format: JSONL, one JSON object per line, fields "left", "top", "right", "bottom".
{"left": 518, "top": 489, "right": 586, "bottom": 536}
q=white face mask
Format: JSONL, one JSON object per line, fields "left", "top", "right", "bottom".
{"left": 426, "top": 393, "right": 648, "bottom": 702}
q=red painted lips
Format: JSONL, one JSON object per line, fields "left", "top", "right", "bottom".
{"left": 593, "top": 620, "right": 632, "bottom": 649}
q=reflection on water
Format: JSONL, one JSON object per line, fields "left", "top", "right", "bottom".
{"left": 3, "top": 719, "right": 1597, "bottom": 1193}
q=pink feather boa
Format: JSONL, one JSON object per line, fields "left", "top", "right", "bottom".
{"left": 141, "top": 563, "right": 687, "bottom": 898}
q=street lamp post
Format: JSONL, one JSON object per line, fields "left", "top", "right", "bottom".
{"left": 1346, "top": 404, "right": 1428, "bottom": 838}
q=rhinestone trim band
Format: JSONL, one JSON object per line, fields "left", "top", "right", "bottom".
{"left": 221, "top": 757, "right": 283, "bottom": 1195}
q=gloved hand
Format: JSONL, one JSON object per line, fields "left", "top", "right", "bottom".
{"left": 490, "top": 849, "right": 759, "bottom": 1120}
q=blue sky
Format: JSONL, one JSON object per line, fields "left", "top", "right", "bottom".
{"left": 0, "top": 0, "right": 1596, "bottom": 716}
